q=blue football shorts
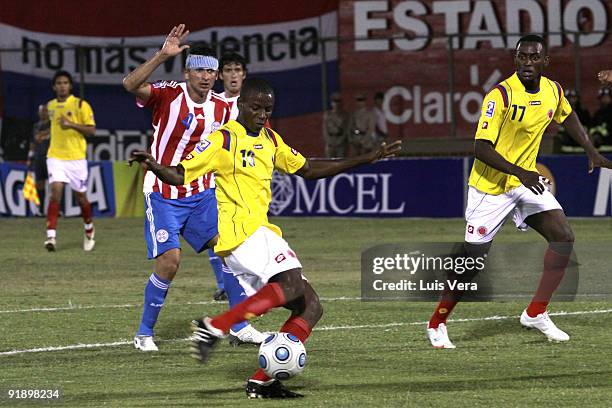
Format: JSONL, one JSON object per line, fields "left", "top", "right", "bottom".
{"left": 143, "top": 189, "right": 218, "bottom": 259}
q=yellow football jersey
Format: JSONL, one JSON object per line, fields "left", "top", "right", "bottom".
{"left": 469, "top": 73, "right": 572, "bottom": 195}
{"left": 47, "top": 95, "right": 96, "bottom": 160}
{"left": 180, "top": 120, "right": 306, "bottom": 256}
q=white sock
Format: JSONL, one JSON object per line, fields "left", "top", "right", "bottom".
{"left": 47, "top": 229, "right": 56, "bottom": 238}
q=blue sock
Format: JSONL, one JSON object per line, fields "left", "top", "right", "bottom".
{"left": 137, "top": 273, "right": 170, "bottom": 336}
{"left": 208, "top": 248, "right": 224, "bottom": 291}
{"left": 223, "top": 264, "right": 249, "bottom": 333}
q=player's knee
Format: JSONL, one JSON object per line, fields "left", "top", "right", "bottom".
{"left": 155, "top": 252, "right": 180, "bottom": 281}
{"left": 560, "top": 228, "right": 575, "bottom": 244}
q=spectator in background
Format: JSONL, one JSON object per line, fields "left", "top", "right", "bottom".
{"left": 323, "top": 92, "right": 349, "bottom": 157}
{"left": 349, "top": 93, "right": 376, "bottom": 156}
{"left": 598, "top": 70, "right": 612, "bottom": 87}
{"left": 557, "top": 89, "right": 591, "bottom": 147}
{"left": 373, "top": 92, "right": 388, "bottom": 144}
{"left": 590, "top": 87, "right": 612, "bottom": 146}
{"left": 27, "top": 104, "right": 50, "bottom": 214}
{"left": 44, "top": 70, "right": 97, "bottom": 252}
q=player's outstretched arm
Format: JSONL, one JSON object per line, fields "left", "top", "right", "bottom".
{"left": 296, "top": 140, "right": 401, "bottom": 179}
{"left": 598, "top": 70, "right": 612, "bottom": 86}
{"left": 563, "top": 111, "right": 612, "bottom": 172}
{"left": 129, "top": 151, "right": 185, "bottom": 186}
{"left": 122, "top": 24, "right": 190, "bottom": 101}
{"left": 474, "top": 139, "right": 547, "bottom": 195}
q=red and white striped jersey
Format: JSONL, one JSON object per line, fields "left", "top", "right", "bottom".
{"left": 140, "top": 81, "right": 230, "bottom": 199}
{"left": 219, "top": 91, "right": 239, "bottom": 120}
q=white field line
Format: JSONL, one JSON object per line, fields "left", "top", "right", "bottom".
{"left": 0, "top": 297, "right": 363, "bottom": 314}
{"left": 1, "top": 308, "right": 611, "bottom": 356}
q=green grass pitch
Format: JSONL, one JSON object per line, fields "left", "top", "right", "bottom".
{"left": 1, "top": 217, "right": 611, "bottom": 407}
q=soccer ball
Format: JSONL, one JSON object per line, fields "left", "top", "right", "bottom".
{"left": 258, "top": 332, "right": 307, "bottom": 380}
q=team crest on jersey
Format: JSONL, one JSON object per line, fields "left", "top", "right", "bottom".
{"left": 547, "top": 109, "right": 554, "bottom": 119}
{"left": 485, "top": 101, "right": 496, "bottom": 118}
{"left": 253, "top": 144, "right": 263, "bottom": 149}
{"left": 195, "top": 140, "right": 211, "bottom": 153}
{"left": 156, "top": 229, "right": 169, "bottom": 243}
{"left": 477, "top": 226, "right": 488, "bottom": 237}
{"left": 529, "top": 101, "right": 541, "bottom": 106}
{"left": 210, "top": 121, "right": 221, "bottom": 132}
{"left": 482, "top": 121, "right": 488, "bottom": 129}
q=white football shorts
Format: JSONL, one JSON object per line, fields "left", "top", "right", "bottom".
{"left": 46, "top": 158, "right": 88, "bottom": 193}
{"left": 464, "top": 184, "right": 563, "bottom": 243}
{"left": 225, "top": 226, "right": 303, "bottom": 296}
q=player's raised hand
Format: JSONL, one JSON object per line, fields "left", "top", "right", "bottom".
{"left": 588, "top": 152, "right": 612, "bottom": 173}
{"left": 160, "top": 24, "right": 190, "bottom": 58}
{"left": 370, "top": 140, "right": 402, "bottom": 163}
{"left": 597, "top": 70, "right": 612, "bottom": 86}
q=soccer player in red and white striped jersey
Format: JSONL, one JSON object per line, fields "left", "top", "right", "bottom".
{"left": 218, "top": 52, "right": 247, "bottom": 120}
{"left": 123, "top": 24, "right": 268, "bottom": 352}
{"left": 142, "top": 79, "right": 229, "bottom": 198}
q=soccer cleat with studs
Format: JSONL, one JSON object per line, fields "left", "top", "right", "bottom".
{"left": 520, "top": 309, "right": 570, "bottom": 342}
{"left": 83, "top": 228, "right": 96, "bottom": 252}
{"left": 213, "top": 289, "right": 228, "bottom": 301}
{"left": 190, "top": 316, "right": 226, "bottom": 362}
{"left": 133, "top": 335, "right": 158, "bottom": 352}
{"left": 245, "top": 380, "right": 304, "bottom": 399}
{"left": 44, "top": 237, "right": 56, "bottom": 252}
{"left": 228, "top": 324, "right": 268, "bottom": 346}
{"left": 426, "top": 323, "right": 456, "bottom": 349}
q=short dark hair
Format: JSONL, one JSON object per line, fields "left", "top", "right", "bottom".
{"left": 52, "top": 70, "right": 73, "bottom": 85}
{"left": 189, "top": 42, "right": 216, "bottom": 58}
{"left": 220, "top": 52, "right": 247, "bottom": 72}
{"left": 241, "top": 77, "right": 274, "bottom": 99}
{"left": 516, "top": 34, "right": 547, "bottom": 52}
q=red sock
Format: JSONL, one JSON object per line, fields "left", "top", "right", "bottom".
{"left": 526, "top": 248, "right": 570, "bottom": 317}
{"left": 250, "top": 316, "right": 312, "bottom": 383}
{"left": 46, "top": 200, "right": 60, "bottom": 230}
{"left": 428, "top": 300, "right": 458, "bottom": 329}
{"left": 80, "top": 201, "right": 93, "bottom": 225}
{"left": 280, "top": 316, "right": 312, "bottom": 343}
{"left": 210, "top": 283, "right": 285, "bottom": 333}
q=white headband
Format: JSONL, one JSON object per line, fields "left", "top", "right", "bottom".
{"left": 185, "top": 55, "right": 219, "bottom": 70}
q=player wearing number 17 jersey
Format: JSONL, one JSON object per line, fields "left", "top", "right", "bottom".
{"left": 426, "top": 35, "right": 612, "bottom": 349}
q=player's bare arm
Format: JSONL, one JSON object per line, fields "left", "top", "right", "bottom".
{"left": 60, "top": 114, "right": 96, "bottom": 136}
{"left": 122, "top": 24, "right": 190, "bottom": 102}
{"left": 562, "top": 111, "right": 612, "bottom": 173}
{"left": 474, "top": 139, "right": 546, "bottom": 195}
{"left": 598, "top": 70, "right": 612, "bottom": 86}
{"left": 129, "top": 151, "right": 185, "bottom": 186}
{"left": 296, "top": 140, "right": 401, "bottom": 179}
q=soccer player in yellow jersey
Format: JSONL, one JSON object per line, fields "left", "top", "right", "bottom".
{"left": 426, "top": 35, "right": 612, "bottom": 349}
{"left": 129, "top": 77, "right": 401, "bottom": 398}
{"left": 45, "top": 71, "right": 97, "bottom": 252}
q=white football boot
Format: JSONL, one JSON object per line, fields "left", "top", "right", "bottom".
{"left": 83, "top": 228, "right": 96, "bottom": 252}
{"left": 44, "top": 237, "right": 56, "bottom": 252}
{"left": 520, "top": 310, "right": 569, "bottom": 342}
{"left": 228, "top": 324, "right": 268, "bottom": 346}
{"left": 134, "top": 335, "right": 159, "bottom": 351}
{"left": 426, "top": 323, "right": 456, "bottom": 349}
